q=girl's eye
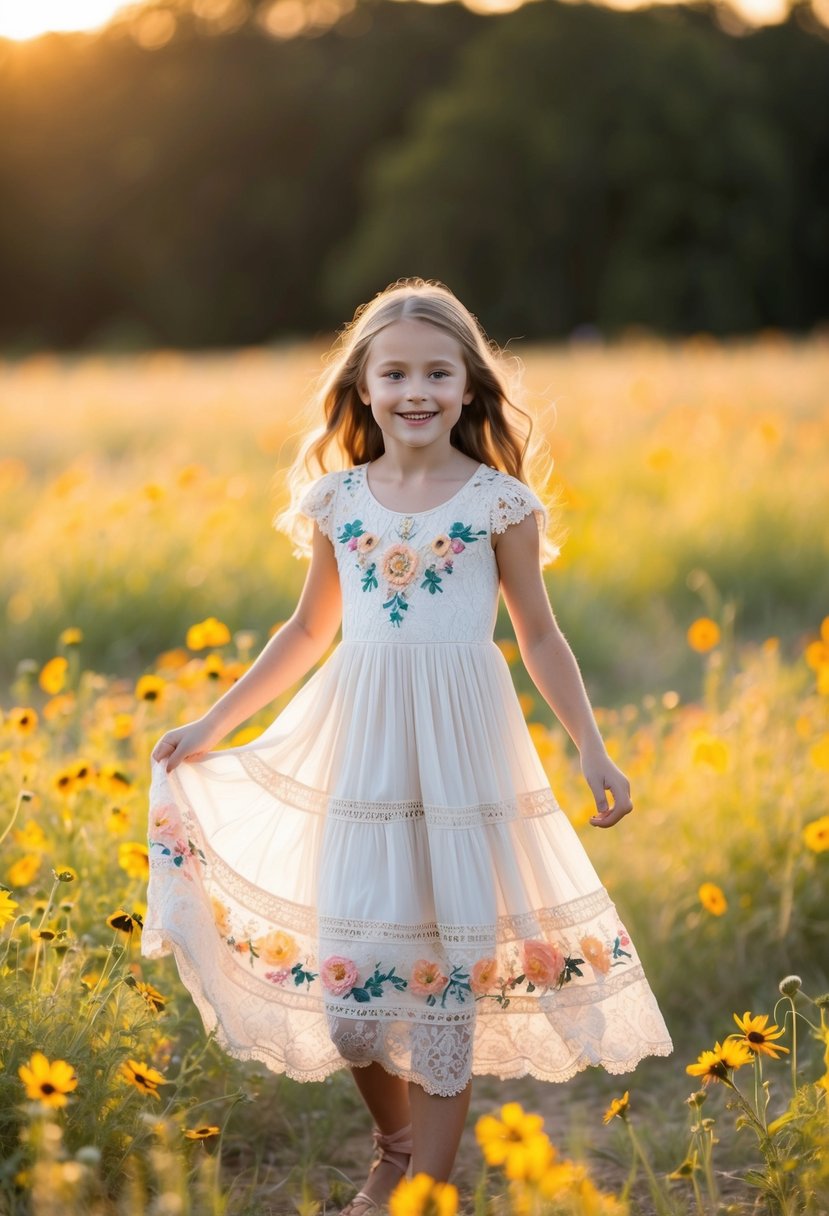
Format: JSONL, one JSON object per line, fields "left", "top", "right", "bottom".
{"left": 386, "top": 371, "right": 403, "bottom": 380}
{"left": 430, "top": 370, "right": 449, "bottom": 379}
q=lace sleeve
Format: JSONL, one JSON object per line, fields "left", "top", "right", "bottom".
{"left": 298, "top": 472, "right": 339, "bottom": 543}
{"left": 490, "top": 474, "right": 547, "bottom": 536}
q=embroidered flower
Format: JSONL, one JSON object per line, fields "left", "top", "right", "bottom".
{"left": 255, "top": 929, "right": 299, "bottom": 967}
{"left": 321, "top": 955, "right": 358, "bottom": 995}
{"left": 382, "top": 543, "right": 420, "bottom": 588}
{"left": 431, "top": 534, "right": 451, "bottom": 556}
{"left": 470, "top": 957, "right": 498, "bottom": 995}
{"left": 210, "top": 896, "right": 231, "bottom": 938}
{"left": 580, "top": 936, "right": 612, "bottom": 974}
{"left": 450, "top": 538, "right": 465, "bottom": 554}
{"left": 357, "top": 532, "right": 380, "bottom": 553}
{"left": 409, "top": 959, "right": 450, "bottom": 997}
{"left": 522, "top": 940, "right": 565, "bottom": 989}
{"left": 265, "top": 968, "right": 292, "bottom": 985}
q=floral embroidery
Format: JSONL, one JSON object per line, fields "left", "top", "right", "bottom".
{"left": 148, "top": 827, "right": 206, "bottom": 879}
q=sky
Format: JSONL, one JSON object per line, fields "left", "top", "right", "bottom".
{"left": 0, "top": 0, "right": 801, "bottom": 40}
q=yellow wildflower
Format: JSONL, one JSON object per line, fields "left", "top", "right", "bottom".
{"left": 43, "top": 693, "right": 76, "bottom": 721}
{"left": 803, "top": 816, "right": 829, "bottom": 853}
{"left": 602, "top": 1091, "right": 630, "bottom": 1124}
{"left": 475, "top": 1103, "right": 554, "bottom": 1181}
{"left": 8, "top": 707, "right": 38, "bottom": 735}
{"left": 118, "top": 842, "right": 149, "bottom": 880}
{"left": 135, "top": 981, "right": 166, "bottom": 1012}
{"left": 0, "top": 890, "right": 20, "bottom": 928}
{"left": 183, "top": 1125, "right": 220, "bottom": 1140}
{"left": 698, "top": 882, "right": 727, "bottom": 916}
{"left": 389, "top": 1172, "right": 458, "bottom": 1216}
{"left": 107, "top": 909, "right": 143, "bottom": 935}
{"left": 687, "top": 618, "right": 721, "bottom": 652}
{"left": 120, "top": 1059, "right": 168, "bottom": 1099}
{"left": 729, "top": 1012, "right": 789, "bottom": 1059}
{"left": 186, "top": 617, "right": 231, "bottom": 650}
{"left": 18, "top": 1051, "right": 78, "bottom": 1108}
{"left": 59, "top": 627, "right": 83, "bottom": 646}
{"left": 113, "top": 712, "right": 134, "bottom": 739}
{"left": 39, "top": 656, "right": 68, "bottom": 695}
{"left": 135, "top": 674, "right": 165, "bottom": 703}
{"left": 686, "top": 1039, "right": 752, "bottom": 1083}
{"left": 13, "top": 820, "right": 47, "bottom": 851}
{"left": 691, "top": 732, "right": 729, "bottom": 773}
{"left": 96, "top": 765, "right": 132, "bottom": 795}
{"left": 8, "top": 854, "right": 40, "bottom": 888}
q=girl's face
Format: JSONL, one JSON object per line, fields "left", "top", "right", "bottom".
{"left": 357, "top": 319, "right": 474, "bottom": 455}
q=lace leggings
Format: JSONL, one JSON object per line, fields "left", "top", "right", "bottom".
{"left": 327, "top": 1011, "right": 475, "bottom": 1097}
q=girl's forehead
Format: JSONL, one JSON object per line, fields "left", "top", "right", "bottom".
{"left": 366, "top": 318, "right": 465, "bottom": 364}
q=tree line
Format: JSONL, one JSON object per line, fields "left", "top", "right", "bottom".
{"left": 1, "top": 0, "right": 827, "bottom": 349}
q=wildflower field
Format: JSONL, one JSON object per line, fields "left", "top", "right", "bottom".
{"left": 0, "top": 334, "right": 827, "bottom": 1214}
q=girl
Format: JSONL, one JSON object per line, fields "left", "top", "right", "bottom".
{"left": 144, "top": 278, "right": 672, "bottom": 1215}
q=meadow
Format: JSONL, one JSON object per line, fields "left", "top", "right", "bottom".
{"left": 0, "top": 334, "right": 827, "bottom": 1214}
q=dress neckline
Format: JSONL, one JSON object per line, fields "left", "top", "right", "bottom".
{"left": 360, "top": 461, "right": 486, "bottom": 517}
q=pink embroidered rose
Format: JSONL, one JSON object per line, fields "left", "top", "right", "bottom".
{"left": 381, "top": 543, "right": 420, "bottom": 588}
{"left": 321, "top": 955, "right": 358, "bottom": 995}
{"left": 470, "top": 957, "right": 498, "bottom": 996}
{"left": 450, "top": 538, "right": 465, "bottom": 554}
{"left": 580, "top": 935, "right": 611, "bottom": 974}
{"left": 357, "top": 533, "right": 379, "bottom": 553}
{"left": 348, "top": 537, "right": 358, "bottom": 550}
{"left": 255, "top": 930, "right": 299, "bottom": 967}
{"left": 265, "top": 968, "right": 291, "bottom": 985}
{"left": 431, "top": 534, "right": 451, "bottom": 557}
{"left": 618, "top": 930, "right": 630, "bottom": 947}
{"left": 522, "top": 940, "right": 565, "bottom": 989}
{"left": 409, "top": 959, "right": 450, "bottom": 996}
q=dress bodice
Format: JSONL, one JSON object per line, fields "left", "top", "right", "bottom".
{"left": 298, "top": 462, "right": 546, "bottom": 644}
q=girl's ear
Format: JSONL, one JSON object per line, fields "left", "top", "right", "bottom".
{"left": 462, "top": 382, "right": 475, "bottom": 405}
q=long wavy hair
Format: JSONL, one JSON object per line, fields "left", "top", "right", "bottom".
{"left": 274, "top": 277, "right": 563, "bottom": 566}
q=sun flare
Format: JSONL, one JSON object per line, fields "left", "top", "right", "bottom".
{"left": 0, "top": 0, "right": 132, "bottom": 40}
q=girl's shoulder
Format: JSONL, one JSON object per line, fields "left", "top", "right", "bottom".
{"left": 482, "top": 466, "right": 548, "bottom": 536}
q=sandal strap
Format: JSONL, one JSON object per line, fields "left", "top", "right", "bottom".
{"left": 372, "top": 1122, "right": 413, "bottom": 1157}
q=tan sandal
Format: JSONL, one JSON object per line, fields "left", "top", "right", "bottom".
{"left": 338, "top": 1122, "right": 413, "bottom": 1216}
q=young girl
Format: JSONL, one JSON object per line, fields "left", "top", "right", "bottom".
{"left": 144, "top": 278, "right": 673, "bottom": 1214}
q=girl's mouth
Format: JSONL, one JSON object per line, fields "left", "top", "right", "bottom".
{"left": 398, "top": 412, "right": 437, "bottom": 424}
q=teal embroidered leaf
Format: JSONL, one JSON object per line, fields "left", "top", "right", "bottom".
{"left": 337, "top": 520, "right": 365, "bottom": 543}
{"left": 421, "top": 567, "right": 443, "bottom": 594}
{"left": 448, "top": 522, "right": 487, "bottom": 544}
{"left": 361, "top": 562, "right": 378, "bottom": 592}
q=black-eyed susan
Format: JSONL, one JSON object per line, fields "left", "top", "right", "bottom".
{"left": 13, "top": 819, "right": 46, "bottom": 851}
{"left": 186, "top": 617, "right": 230, "bottom": 650}
{"left": 52, "top": 768, "right": 76, "bottom": 797}
{"left": 686, "top": 1039, "right": 752, "bottom": 1084}
{"left": 8, "top": 707, "right": 38, "bottom": 735}
{"left": 39, "top": 656, "right": 68, "bottom": 695}
{"left": 0, "top": 890, "right": 19, "bottom": 928}
{"left": 31, "top": 927, "right": 58, "bottom": 943}
{"left": 475, "top": 1103, "right": 555, "bottom": 1182}
{"left": 112, "top": 712, "right": 134, "bottom": 740}
{"left": 667, "top": 1152, "right": 699, "bottom": 1182}
{"left": 59, "top": 627, "right": 83, "bottom": 646}
{"left": 698, "top": 882, "right": 728, "bottom": 916}
{"left": 135, "top": 674, "right": 165, "bottom": 703}
{"left": 118, "top": 842, "right": 149, "bottom": 880}
{"left": 8, "top": 854, "right": 40, "bottom": 887}
{"left": 107, "top": 908, "right": 143, "bottom": 934}
{"left": 18, "top": 1051, "right": 78, "bottom": 1108}
{"left": 183, "top": 1125, "right": 220, "bottom": 1141}
{"left": 96, "top": 765, "right": 132, "bottom": 796}
{"left": 687, "top": 618, "right": 721, "bottom": 652}
{"left": 203, "top": 653, "right": 223, "bottom": 679}
{"left": 135, "top": 981, "right": 167, "bottom": 1012}
{"left": 803, "top": 815, "right": 829, "bottom": 853}
{"left": 729, "top": 1012, "right": 789, "bottom": 1059}
{"left": 120, "top": 1059, "right": 168, "bottom": 1099}
{"left": 389, "top": 1172, "right": 458, "bottom": 1216}
{"left": 602, "top": 1091, "right": 630, "bottom": 1124}
{"left": 106, "top": 806, "right": 130, "bottom": 835}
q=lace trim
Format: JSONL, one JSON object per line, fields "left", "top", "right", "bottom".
{"left": 297, "top": 473, "right": 339, "bottom": 542}
{"left": 239, "top": 753, "right": 330, "bottom": 814}
{"left": 489, "top": 473, "right": 547, "bottom": 536}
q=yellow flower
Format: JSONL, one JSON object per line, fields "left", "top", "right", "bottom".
{"left": 135, "top": 981, "right": 167, "bottom": 1012}
{"left": 97, "top": 765, "right": 132, "bottom": 795}
{"left": 39, "top": 656, "right": 68, "bottom": 695}
{"left": 13, "top": 820, "right": 47, "bottom": 851}
{"left": 691, "top": 732, "right": 730, "bottom": 773}
{"left": 59, "top": 627, "right": 83, "bottom": 646}
{"left": 389, "top": 1172, "right": 458, "bottom": 1216}
{"left": 156, "top": 647, "right": 190, "bottom": 671}
{"left": 687, "top": 618, "right": 721, "bottom": 652}
{"left": 186, "top": 617, "right": 231, "bottom": 650}
{"left": 18, "top": 1051, "right": 78, "bottom": 1108}
{"left": 120, "top": 1059, "right": 168, "bottom": 1100}
{"left": 203, "top": 653, "right": 223, "bottom": 679}
{"left": 183, "top": 1125, "right": 221, "bottom": 1140}
{"left": 686, "top": 1039, "right": 753, "bottom": 1083}
{"left": 119, "top": 842, "right": 149, "bottom": 880}
{"left": 698, "top": 882, "right": 727, "bottom": 916}
{"left": 8, "top": 854, "right": 40, "bottom": 888}
{"left": 602, "top": 1091, "right": 630, "bottom": 1123}
{"left": 43, "top": 692, "right": 76, "bottom": 721}
{"left": 0, "top": 890, "right": 20, "bottom": 928}
{"left": 107, "top": 908, "right": 143, "bottom": 935}
{"left": 52, "top": 866, "right": 77, "bottom": 883}
{"left": 71, "top": 759, "right": 95, "bottom": 787}
{"left": 803, "top": 815, "right": 829, "bottom": 853}
{"left": 8, "top": 707, "right": 38, "bottom": 735}
{"left": 52, "top": 768, "right": 77, "bottom": 797}
{"left": 431, "top": 534, "right": 451, "bottom": 557}
{"left": 729, "top": 1012, "right": 789, "bottom": 1059}
{"left": 580, "top": 936, "right": 612, "bottom": 975}
{"left": 475, "top": 1103, "right": 554, "bottom": 1181}
{"left": 113, "top": 712, "right": 134, "bottom": 740}
{"left": 136, "top": 674, "right": 165, "bottom": 703}
{"left": 254, "top": 929, "right": 299, "bottom": 966}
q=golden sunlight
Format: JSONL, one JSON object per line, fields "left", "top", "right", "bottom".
{"left": 0, "top": 0, "right": 133, "bottom": 39}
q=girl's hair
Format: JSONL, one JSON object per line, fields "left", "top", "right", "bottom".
{"left": 274, "top": 277, "right": 563, "bottom": 566}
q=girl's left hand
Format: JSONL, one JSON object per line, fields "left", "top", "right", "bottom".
{"left": 580, "top": 748, "right": 633, "bottom": 828}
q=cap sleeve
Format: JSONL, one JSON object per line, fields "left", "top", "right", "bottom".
{"left": 298, "top": 471, "right": 340, "bottom": 543}
{"left": 490, "top": 473, "right": 547, "bottom": 537}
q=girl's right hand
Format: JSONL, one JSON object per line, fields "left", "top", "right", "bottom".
{"left": 151, "top": 715, "right": 225, "bottom": 773}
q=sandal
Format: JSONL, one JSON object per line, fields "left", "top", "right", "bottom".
{"left": 338, "top": 1121, "right": 413, "bottom": 1215}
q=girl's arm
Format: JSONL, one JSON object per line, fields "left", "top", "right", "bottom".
{"left": 494, "top": 515, "right": 633, "bottom": 829}
{"left": 155, "top": 523, "right": 342, "bottom": 771}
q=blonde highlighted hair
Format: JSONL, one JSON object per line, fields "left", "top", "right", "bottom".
{"left": 273, "top": 277, "right": 563, "bottom": 566}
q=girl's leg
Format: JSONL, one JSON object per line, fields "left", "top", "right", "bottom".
{"left": 409, "top": 1078, "right": 472, "bottom": 1181}
{"left": 345, "top": 1062, "right": 412, "bottom": 1207}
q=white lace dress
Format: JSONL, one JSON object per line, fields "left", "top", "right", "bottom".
{"left": 142, "top": 461, "right": 673, "bottom": 1096}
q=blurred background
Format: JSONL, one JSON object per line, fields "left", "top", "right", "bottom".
{"left": 1, "top": 0, "right": 828, "bottom": 352}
